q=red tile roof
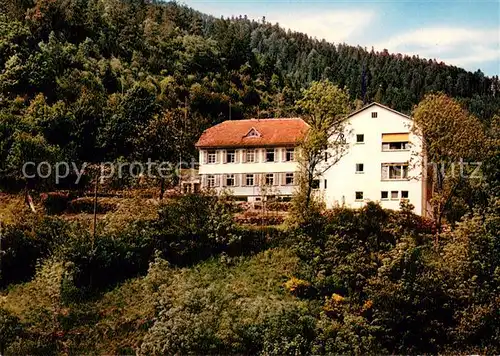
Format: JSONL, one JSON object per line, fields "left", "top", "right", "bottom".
{"left": 196, "top": 118, "right": 309, "bottom": 148}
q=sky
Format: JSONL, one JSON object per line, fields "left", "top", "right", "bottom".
{"left": 181, "top": 0, "right": 500, "bottom": 76}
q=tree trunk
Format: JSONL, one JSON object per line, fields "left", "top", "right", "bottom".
{"left": 159, "top": 178, "right": 165, "bottom": 200}
{"left": 305, "top": 171, "right": 314, "bottom": 209}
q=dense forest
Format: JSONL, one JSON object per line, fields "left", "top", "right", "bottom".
{"left": 0, "top": 0, "right": 499, "bottom": 190}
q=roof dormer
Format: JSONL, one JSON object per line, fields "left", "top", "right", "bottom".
{"left": 245, "top": 127, "right": 261, "bottom": 138}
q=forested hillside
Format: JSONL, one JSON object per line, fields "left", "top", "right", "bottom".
{"left": 1, "top": 0, "right": 499, "bottom": 188}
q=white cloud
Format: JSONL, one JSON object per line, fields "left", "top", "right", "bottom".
{"left": 265, "top": 10, "right": 376, "bottom": 43}
{"left": 374, "top": 27, "right": 500, "bottom": 69}
{"left": 181, "top": 1, "right": 375, "bottom": 44}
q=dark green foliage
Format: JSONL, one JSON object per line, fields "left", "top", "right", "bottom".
{"left": 293, "top": 202, "right": 428, "bottom": 298}
{"left": 1, "top": 192, "right": 279, "bottom": 298}
{"left": 289, "top": 201, "right": 500, "bottom": 354}
{"left": 40, "top": 191, "right": 73, "bottom": 214}
{"left": 0, "top": 216, "right": 67, "bottom": 287}
{"left": 153, "top": 193, "right": 238, "bottom": 264}
{"left": 0, "top": 0, "right": 499, "bottom": 191}
{"left": 66, "top": 197, "right": 117, "bottom": 214}
{"left": 55, "top": 221, "right": 155, "bottom": 294}
{"left": 0, "top": 308, "right": 23, "bottom": 355}
{"left": 1, "top": 199, "right": 499, "bottom": 354}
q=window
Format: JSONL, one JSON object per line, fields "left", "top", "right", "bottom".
{"left": 246, "top": 128, "right": 260, "bottom": 138}
{"left": 371, "top": 112, "right": 378, "bottom": 118}
{"left": 381, "top": 163, "right": 409, "bottom": 180}
{"left": 265, "top": 173, "right": 274, "bottom": 186}
{"left": 285, "top": 173, "right": 294, "bottom": 185}
{"left": 207, "top": 175, "right": 216, "bottom": 187}
{"left": 286, "top": 148, "right": 295, "bottom": 162}
{"left": 356, "top": 134, "right": 364, "bottom": 143}
{"left": 245, "top": 174, "right": 254, "bottom": 186}
{"left": 226, "top": 174, "right": 235, "bottom": 187}
{"left": 381, "top": 191, "right": 388, "bottom": 200}
{"left": 401, "top": 191, "right": 409, "bottom": 199}
{"left": 324, "top": 180, "right": 327, "bottom": 189}
{"left": 312, "top": 179, "right": 320, "bottom": 189}
{"left": 246, "top": 149, "right": 255, "bottom": 163}
{"left": 226, "top": 150, "right": 235, "bottom": 163}
{"left": 382, "top": 142, "right": 409, "bottom": 151}
{"left": 266, "top": 148, "right": 275, "bottom": 162}
{"left": 324, "top": 152, "right": 329, "bottom": 162}
{"left": 391, "top": 191, "right": 399, "bottom": 200}
{"left": 355, "top": 191, "right": 364, "bottom": 201}
{"left": 356, "top": 163, "right": 364, "bottom": 173}
{"left": 207, "top": 150, "right": 216, "bottom": 164}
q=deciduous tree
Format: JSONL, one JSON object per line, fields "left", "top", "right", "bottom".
{"left": 293, "top": 80, "right": 351, "bottom": 213}
{"left": 412, "top": 93, "right": 487, "bottom": 232}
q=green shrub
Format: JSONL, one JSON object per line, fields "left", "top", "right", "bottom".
{"left": 266, "top": 201, "right": 291, "bottom": 211}
{"left": 54, "top": 220, "right": 155, "bottom": 295}
{"left": 0, "top": 308, "right": 23, "bottom": 355}
{"left": 153, "top": 192, "right": 239, "bottom": 265}
{"left": 40, "top": 191, "right": 74, "bottom": 214}
{"left": 0, "top": 217, "right": 68, "bottom": 287}
{"left": 67, "top": 197, "right": 117, "bottom": 214}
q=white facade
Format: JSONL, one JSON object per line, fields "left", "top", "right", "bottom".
{"left": 196, "top": 103, "right": 427, "bottom": 215}
{"left": 198, "top": 147, "right": 300, "bottom": 201}
{"left": 320, "top": 103, "right": 426, "bottom": 215}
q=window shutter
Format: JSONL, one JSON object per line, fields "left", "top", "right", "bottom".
{"left": 202, "top": 175, "right": 207, "bottom": 187}
{"left": 282, "top": 148, "right": 286, "bottom": 162}
{"left": 279, "top": 173, "right": 285, "bottom": 185}
{"left": 381, "top": 164, "right": 388, "bottom": 180}
{"left": 261, "top": 149, "right": 266, "bottom": 162}
{"left": 221, "top": 174, "right": 226, "bottom": 187}
{"left": 215, "top": 150, "right": 220, "bottom": 164}
{"left": 234, "top": 174, "right": 239, "bottom": 187}
{"left": 235, "top": 150, "right": 240, "bottom": 163}
{"left": 241, "top": 150, "right": 247, "bottom": 163}
{"left": 273, "top": 173, "right": 278, "bottom": 185}
{"left": 222, "top": 150, "right": 227, "bottom": 164}
{"left": 274, "top": 148, "right": 278, "bottom": 162}
{"left": 203, "top": 151, "right": 208, "bottom": 164}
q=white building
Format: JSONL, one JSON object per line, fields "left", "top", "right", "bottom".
{"left": 196, "top": 103, "right": 429, "bottom": 215}
{"left": 195, "top": 118, "right": 307, "bottom": 202}
{"left": 321, "top": 103, "right": 428, "bottom": 215}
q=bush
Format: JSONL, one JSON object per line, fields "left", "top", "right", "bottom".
{"left": 67, "top": 197, "right": 117, "bottom": 214}
{"left": 0, "top": 217, "right": 68, "bottom": 287}
{"left": 40, "top": 191, "right": 74, "bottom": 214}
{"left": 53, "top": 220, "right": 155, "bottom": 295}
{"left": 236, "top": 210, "right": 285, "bottom": 225}
{"left": 266, "top": 201, "right": 291, "bottom": 211}
{"left": 153, "top": 192, "right": 238, "bottom": 265}
{"left": 292, "top": 202, "right": 429, "bottom": 299}
{"left": 284, "top": 277, "right": 312, "bottom": 297}
{"left": 226, "top": 226, "right": 287, "bottom": 257}
{"left": 0, "top": 308, "right": 23, "bottom": 354}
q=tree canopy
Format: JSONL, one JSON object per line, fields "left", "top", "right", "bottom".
{"left": 0, "top": 0, "right": 499, "bottom": 191}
